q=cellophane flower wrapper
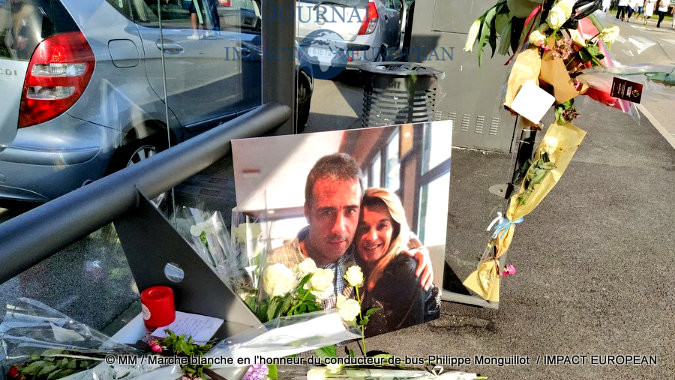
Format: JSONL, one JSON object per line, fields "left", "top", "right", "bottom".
{"left": 206, "top": 310, "right": 360, "bottom": 367}
{"left": 0, "top": 298, "right": 162, "bottom": 379}
{"left": 579, "top": 63, "right": 675, "bottom": 107}
{"left": 171, "top": 206, "right": 229, "bottom": 267}
{"left": 507, "top": 120, "right": 587, "bottom": 221}
{"left": 171, "top": 205, "right": 253, "bottom": 292}
{"left": 230, "top": 207, "right": 273, "bottom": 306}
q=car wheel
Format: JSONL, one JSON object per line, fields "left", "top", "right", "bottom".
{"left": 375, "top": 45, "right": 387, "bottom": 62}
{"left": 296, "top": 70, "right": 312, "bottom": 133}
{"left": 108, "top": 135, "right": 168, "bottom": 173}
{"left": 107, "top": 135, "right": 171, "bottom": 209}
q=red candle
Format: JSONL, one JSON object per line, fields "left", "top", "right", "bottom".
{"left": 140, "top": 286, "right": 175, "bottom": 328}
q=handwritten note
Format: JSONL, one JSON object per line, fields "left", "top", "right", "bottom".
{"left": 151, "top": 311, "right": 224, "bottom": 343}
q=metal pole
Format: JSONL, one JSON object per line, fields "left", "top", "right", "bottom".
{"left": 262, "top": 0, "right": 296, "bottom": 134}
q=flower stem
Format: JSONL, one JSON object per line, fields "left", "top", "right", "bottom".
{"left": 354, "top": 286, "right": 367, "bottom": 355}
{"left": 287, "top": 290, "right": 310, "bottom": 316}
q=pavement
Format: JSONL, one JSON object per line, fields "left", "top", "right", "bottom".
{"left": 599, "top": 10, "right": 675, "bottom": 148}
{"left": 1, "top": 13, "right": 674, "bottom": 380}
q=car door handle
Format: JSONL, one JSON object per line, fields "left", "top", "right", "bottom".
{"left": 155, "top": 40, "right": 184, "bottom": 54}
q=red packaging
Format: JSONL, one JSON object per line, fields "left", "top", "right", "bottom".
{"left": 140, "top": 286, "right": 175, "bottom": 328}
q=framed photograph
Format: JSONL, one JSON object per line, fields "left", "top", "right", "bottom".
{"left": 232, "top": 121, "right": 452, "bottom": 336}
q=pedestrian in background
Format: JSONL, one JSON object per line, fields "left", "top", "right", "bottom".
{"left": 643, "top": 0, "right": 657, "bottom": 24}
{"left": 655, "top": 0, "right": 668, "bottom": 27}
{"left": 603, "top": 0, "right": 612, "bottom": 12}
{"left": 627, "top": 0, "right": 640, "bottom": 20}
{"left": 617, "top": 0, "right": 630, "bottom": 20}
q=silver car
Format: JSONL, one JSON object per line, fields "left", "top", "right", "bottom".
{"left": 296, "top": 0, "right": 408, "bottom": 67}
{"left": 0, "top": 0, "right": 312, "bottom": 204}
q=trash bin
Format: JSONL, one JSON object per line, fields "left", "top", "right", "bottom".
{"left": 359, "top": 62, "right": 445, "bottom": 128}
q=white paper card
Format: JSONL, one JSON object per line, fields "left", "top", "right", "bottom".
{"left": 151, "top": 311, "right": 224, "bottom": 343}
{"left": 510, "top": 80, "right": 555, "bottom": 124}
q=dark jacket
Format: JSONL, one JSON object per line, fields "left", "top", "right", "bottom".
{"left": 361, "top": 254, "right": 441, "bottom": 337}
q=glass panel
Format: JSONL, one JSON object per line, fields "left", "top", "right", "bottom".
{"left": 370, "top": 154, "right": 381, "bottom": 188}
{"left": 417, "top": 172, "right": 450, "bottom": 247}
{"left": 385, "top": 130, "right": 400, "bottom": 191}
{"left": 0, "top": 224, "right": 138, "bottom": 331}
{"left": 422, "top": 119, "right": 452, "bottom": 174}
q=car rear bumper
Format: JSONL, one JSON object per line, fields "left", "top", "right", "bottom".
{"left": 0, "top": 116, "right": 115, "bottom": 203}
{"left": 0, "top": 152, "right": 108, "bottom": 203}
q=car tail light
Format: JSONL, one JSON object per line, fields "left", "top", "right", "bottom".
{"left": 358, "top": 2, "right": 378, "bottom": 35}
{"left": 19, "top": 32, "right": 95, "bottom": 128}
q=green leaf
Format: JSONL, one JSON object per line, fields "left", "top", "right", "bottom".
{"left": 365, "top": 307, "right": 380, "bottom": 317}
{"left": 245, "top": 296, "right": 257, "bottom": 312}
{"left": 267, "top": 298, "right": 279, "bottom": 321}
{"left": 42, "top": 349, "right": 65, "bottom": 357}
{"left": 489, "top": 11, "right": 498, "bottom": 58}
{"left": 297, "top": 273, "right": 312, "bottom": 289}
{"left": 37, "top": 364, "right": 58, "bottom": 377}
{"left": 268, "top": 364, "right": 279, "bottom": 379}
{"left": 54, "top": 369, "right": 75, "bottom": 378}
{"left": 280, "top": 296, "right": 293, "bottom": 316}
{"left": 477, "top": 7, "right": 498, "bottom": 66}
{"left": 314, "top": 345, "right": 337, "bottom": 359}
{"left": 348, "top": 348, "right": 355, "bottom": 358}
{"left": 22, "top": 361, "right": 47, "bottom": 375}
{"left": 66, "top": 358, "right": 78, "bottom": 370}
{"left": 258, "top": 300, "right": 269, "bottom": 322}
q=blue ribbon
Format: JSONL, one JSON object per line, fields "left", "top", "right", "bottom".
{"left": 487, "top": 212, "right": 524, "bottom": 240}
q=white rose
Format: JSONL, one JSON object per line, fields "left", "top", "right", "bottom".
{"left": 463, "top": 19, "right": 481, "bottom": 52}
{"left": 326, "top": 363, "right": 343, "bottom": 374}
{"left": 306, "top": 367, "right": 327, "bottom": 380}
{"left": 262, "top": 263, "right": 297, "bottom": 297}
{"left": 541, "top": 136, "right": 559, "bottom": 156}
{"left": 528, "top": 30, "right": 546, "bottom": 46}
{"left": 190, "top": 221, "right": 212, "bottom": 237}
{"left": 336, "top": 295, "right": 361, "bottom": 325}
{"left": 600, "top": 25, "right": 620, "bottom": 46}
{"left": 295, "top": 258, "right": 317, "bottom": 277}
{"left": 344, "top": 265, "right": 364, "bottom": 287}
{"left": 546, "top": 5, "right": 568, "bottom": 30}
{"left": 568, "top": 29, "right": 586, "bottom": 47}
{"left": 309, "top": 268, "right": 334, "bottom": 298}
{"left": 557, "top": 0, "right": 576, "bottom": 18}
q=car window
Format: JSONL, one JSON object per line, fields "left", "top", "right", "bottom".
{"left": 0, "top": 0, "right": 77, "bottom": 60}
{"left": 105, "top": 0, "right": 260, "bottom": 31}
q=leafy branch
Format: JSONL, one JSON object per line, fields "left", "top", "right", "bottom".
{"left": 517, "top": 151, "right": 556, "bottom": 205}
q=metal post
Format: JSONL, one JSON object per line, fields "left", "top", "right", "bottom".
{"left": 262, "top": 0, "right": 296, "bottom": 134}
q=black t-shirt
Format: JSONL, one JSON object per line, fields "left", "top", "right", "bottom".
{"left": 361, "top": 254, "right": 440, "bottom": 337}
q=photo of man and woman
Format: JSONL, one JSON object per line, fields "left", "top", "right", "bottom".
{"left": 231, "top": 121, "right": 452, "bottom": 336}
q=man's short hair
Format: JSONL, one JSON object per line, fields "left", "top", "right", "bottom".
{"left": 305, "top": 153, "right": 362, "bottom": 206}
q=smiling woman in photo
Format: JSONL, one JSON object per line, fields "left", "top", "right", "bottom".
{"left": 355, "top": 188, "right": 440, "bottom": 337}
